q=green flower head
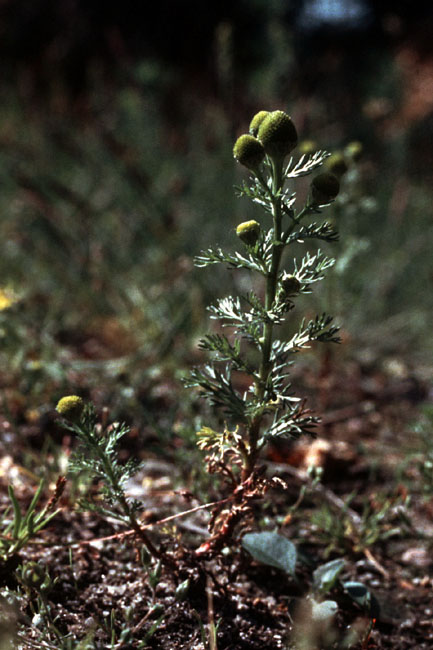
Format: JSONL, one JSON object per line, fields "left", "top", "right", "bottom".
{"left": 56, "top": 395, "right": 84, "bottom": 420}
{"left": 310, "top": 172, "right": 340, "bottom": 206}
{"left": 233, "top": 134, "right": 265, "bottom": 171}
{"left": 281, "top": 274, "right": 301, "bottom": 296}
{"left": 344, "top": 140, "right": 363, "bottom": 162}
{"left": 257, "top": 110, "right": 298, "bottom": 160}
{"left": 298, "top": 139, "right": 317, "bottom": 157}
{"left": 324, "top": 153, "right": 348, "bottom": 179}
{"left": 236, "top": 220, "right": 261, "bottom": 246}
{"left": 249, "top": 111, "right": 270, "bottom": 136}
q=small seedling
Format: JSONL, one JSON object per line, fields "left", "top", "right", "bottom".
{"left": 0, "top": 477, "right": 65, "bottom": 564}
{"left": 311, "top": 490, "right": 406, "bottom": 556}
{"left": 57, "top": 397, "right": 163, "bottom": 562}
{"left": 241, "top": 531, "right": 379, "bottom": 647}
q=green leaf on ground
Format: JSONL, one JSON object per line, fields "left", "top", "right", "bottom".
{"left": 242, "top": 531, "right": 297, "bottom": 576}
{"left": 313, "top": 558, "right": 345, "bottom": 593}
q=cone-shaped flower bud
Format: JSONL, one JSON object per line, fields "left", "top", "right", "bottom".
{"left": 233, "top": 134, "right": 265, "bottom": 171}
{"left": 310, "top": 172, "right": 340, "bottom": 205}
{"left": 281, "top": 274, "right": 301, "bottom": 296}
{"left": 344, "top": 140, "right": 363, "bottom": 162}
{"left": 236, "top": 220, "right": 261, "bottom": 246}
{"left": 257, "top": 110, "right": 298, "bottom": 160}
{"left": 249, "top": 110, "right": 270, "bottom": 136}
{"left": 324, "top": 153, "right": 348, "bottom": 179}
{"left": 56, "top": 395, "right": 84, "bottom": 420}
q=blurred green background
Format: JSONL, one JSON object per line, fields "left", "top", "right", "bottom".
{"left": 0, "top": 0, "right": 432, "bottom": 418}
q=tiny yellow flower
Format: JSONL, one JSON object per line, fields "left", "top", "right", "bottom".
{"left": 249, "top": 110, "right": 270, "bottom": 136}
{"left": 56, "top": 395, "right": 84, "bottom": 420}
{"left": 257, "top": 110, "right": 298, "bottom": 159}
{"left": 324, "top": 153, "right": 348, "bottom": 178}
{"left": 0, "top": 288, "right": 18, "bottom": 311}
{"left": 344, "top": 141, "right": 363, "bottom": 162}
{"left": 236, "top": 220, "right": 261, "bottom": 246}
{"left": 298, "top": 140, "right": 317, "bottom": 157}
{"left": 233, "top": 134, "right": 265, "bottom": 171}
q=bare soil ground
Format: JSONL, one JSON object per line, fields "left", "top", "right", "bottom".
{"left": 1, "top": 353, "right": 432, "bottom": 649}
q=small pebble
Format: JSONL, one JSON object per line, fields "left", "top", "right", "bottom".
{"left": 401, "top": 547, "right": 430, "bottom": 567}
{"left": 400, "top": 619, "right": 416, "bottom": 629}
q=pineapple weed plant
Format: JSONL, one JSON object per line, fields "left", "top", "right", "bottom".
{"left": 188, "top": 109, "right": 341, "bottom": 553}
{"left": 1, "top": 111, "right": 384, "bottom": 648}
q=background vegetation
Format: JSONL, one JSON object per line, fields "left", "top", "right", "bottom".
{"left": 1, "top": 1, "right": 432, "bottom": 402}
{"left": 0, "top": 1, "right": 432, "bottom": 648}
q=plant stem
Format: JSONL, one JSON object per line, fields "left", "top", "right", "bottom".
{"left": 87, "top": 428, "right": 164, "bottom": 562}
{"left": 242, "top": 158, "right": 284, "bottom": 480}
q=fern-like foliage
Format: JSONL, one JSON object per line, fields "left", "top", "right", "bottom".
{"left": 185, "top": 365, "right": 248, "bottom": 422}
{"left": 66, "top": 404, "right": 143, "bottom": 524}
{"left": 186, "top": 110, "right": 342, "bottom": 501}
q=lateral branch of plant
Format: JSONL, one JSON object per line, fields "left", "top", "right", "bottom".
{"left": 186, "top": 109, "right": 342, "bottom": 554}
